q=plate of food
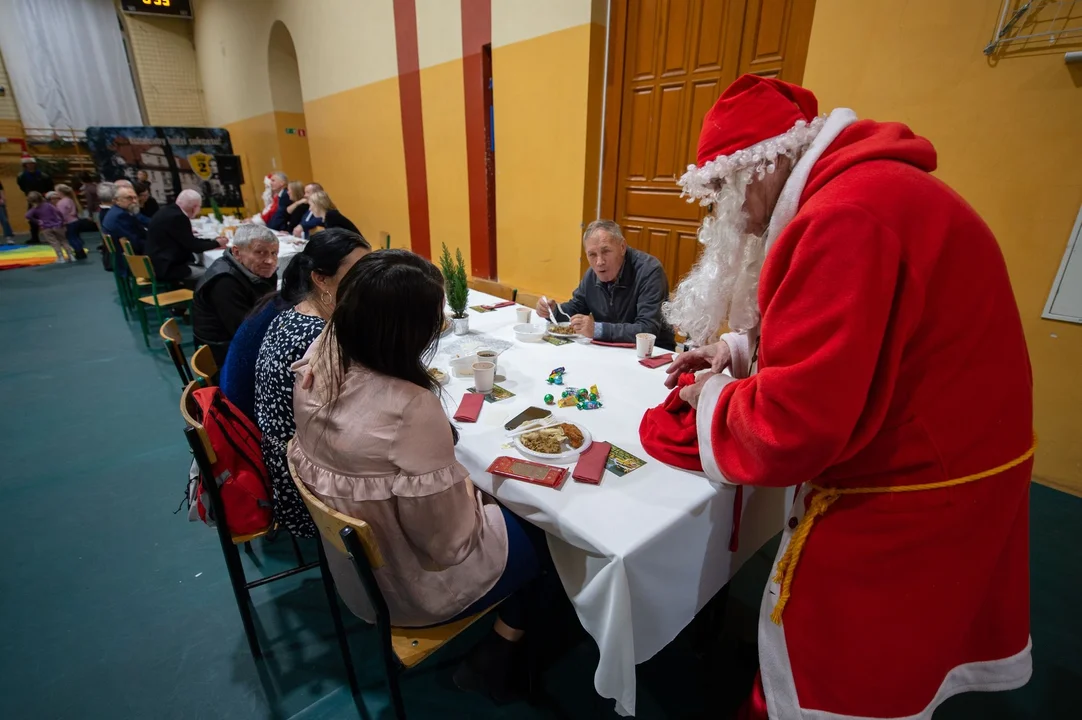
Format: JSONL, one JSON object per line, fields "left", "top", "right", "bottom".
{"left": 515, "top": 422, "right": 592, "bottom": 462}
{"left": 546, "top": 322, "right": 580, "bottom": 339}
{"left": 428, "top": 367, "right": 449, "bottom": 385}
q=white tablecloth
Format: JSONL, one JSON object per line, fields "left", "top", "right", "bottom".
{"left": 442, "top": 290, "right": 789, "bottom": 716}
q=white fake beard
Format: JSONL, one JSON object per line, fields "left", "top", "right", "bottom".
{"left": 663, "top": 169, "right": 767, "bottom": 345}
{"left": 262, "top": 186, "right": 273, "bottom": 210}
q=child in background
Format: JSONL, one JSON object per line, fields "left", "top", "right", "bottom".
{"left": 26, "top": 192, "right": 74, "bottom": 263}
{"left": 52, "top": 185, "right": 87, "bottom": 260}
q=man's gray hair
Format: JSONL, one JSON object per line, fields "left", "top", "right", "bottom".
{"left": 271, "top": 171, "right": 288, "bottom": 182}
{"left": 233, "top": 224, "right": 279, "bottom": 247}
{"left": 583, "top": 219, "right": 625, "bottom": 245}
{"left": 97, "top": 182, "right": 117, "bottom": 203}
{"left": 176, "top": 189, "right": 202, "bottom": 210}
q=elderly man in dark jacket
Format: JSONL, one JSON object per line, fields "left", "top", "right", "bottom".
{"left": 193, "top": 224, "right": 279, "bottom": 365}
{"left": 536, "top": 220, "right": 674, "bottom": 348}
{"left": 146, "top": 189, "right": 226, "bottom": 288}
{"left": 17, "top": 157, "right": 54, "bottom": 244}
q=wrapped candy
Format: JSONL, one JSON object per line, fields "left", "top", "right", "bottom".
{"left": 557, "top": 395, "right": 578, "bottom": 408}
{"left": 577, "top": 388, "right": 589, "bottom": 401}
{"left": 547, "top": 367, "right": 566, "bottom": 385}
{"left": 577, "top": 400, "right": 602, "bottom": 410}
{"left": 544, "top": 394, "right": 554, "bottom": 405}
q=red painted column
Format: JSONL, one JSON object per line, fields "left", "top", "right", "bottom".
{"left": 461, "top": 0, "right": 494, "bottom": 278}
{"left": 393, "top": 0, "right": 431, "bottom": 258}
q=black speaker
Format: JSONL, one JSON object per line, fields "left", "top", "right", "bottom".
{"left": 215, "top": 155, "right": 244, "bottom": 185}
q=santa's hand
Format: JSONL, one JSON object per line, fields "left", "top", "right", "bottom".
{"left": 665, "top": 342, "right": 732, "bottom": 388}
{"left": 678, "top": 376, "right": 707, "bottom": 408}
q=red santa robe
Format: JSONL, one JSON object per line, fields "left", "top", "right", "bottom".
{"left": 691, "top": 112, "right": 1034, "bottom": 718}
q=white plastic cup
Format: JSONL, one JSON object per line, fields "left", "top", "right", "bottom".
{"left": 476, "top": 349, "right": 498, "bottom": 376}
{"left": 516, "top": 306, "right": 531, "bottom": 324}
{"left": 472, "top": 361, "right": 495, "bottom": 393}
{"left": 635, "top": 333, "right": 656, "bottom": 359}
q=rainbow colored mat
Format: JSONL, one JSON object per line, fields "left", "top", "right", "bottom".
{"left": 0, "top": 244, "right": 58, "bottom": 270}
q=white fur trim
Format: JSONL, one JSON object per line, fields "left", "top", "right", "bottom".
{"left": 696, "top": 373, "right": 737, "bottom": 485}
{"left": 721, "top": 332, "right": 752, "bottom": 379}
{"left": 680, "top": 116, "right": 828, "bottom": 202}
{"left": 764, "top": 108, "right": 858, "bottom": 254}
{"left": 758, "top": 484, "right": 1033, "bottom": 720}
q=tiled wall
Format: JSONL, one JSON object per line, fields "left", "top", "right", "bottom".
{"left": 122, "top": 14, "right": 207, "bottom": 127}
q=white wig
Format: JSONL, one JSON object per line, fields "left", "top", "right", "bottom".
{"left": 662, "top": 169, "right": 766, "bottom": 344}
{"left": 663, "top": 116, "right": 827, "bottom": 344}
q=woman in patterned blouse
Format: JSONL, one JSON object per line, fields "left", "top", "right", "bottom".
{"left": 254, "top": 229, "right": 371, "bottom": 537}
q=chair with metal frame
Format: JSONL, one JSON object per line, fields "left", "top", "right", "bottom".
{"left": 180, "top": 381, "right": 322, "bottom": 659}
{"left": 101, "top": 233, "right": 131, "bottom": 320}
{"left": 160, "top": 318, "right": 194, "bottom": 389}
{"left": 125, "top": 254, "right": 194, "bottom": 348}
{"left": 287, "top": 446, "right": 500, "bottom": 719}
{"left": 190, "top": 344, "right": 219, "bottom": 387}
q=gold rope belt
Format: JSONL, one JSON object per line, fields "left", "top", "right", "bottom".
{"left": 769, "top": 435, "right": 1038, "bottom": 625}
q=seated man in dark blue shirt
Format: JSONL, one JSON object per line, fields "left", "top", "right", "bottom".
{"left": 536, "top": 220, "right": 674, "bottom": 348}
{"left": 102, "top": 184, "right": 150, "bottom": 254}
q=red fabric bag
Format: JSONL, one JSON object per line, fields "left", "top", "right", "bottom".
{"left": 638, "top": 373, "right": 702, "bottom": 471}
{"left": 190, "top": 386, "right": 273, "bottom": 536}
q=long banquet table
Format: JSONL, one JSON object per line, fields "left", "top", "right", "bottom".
{"left": 439, "top": 290, "right": 789, "bottom": 716}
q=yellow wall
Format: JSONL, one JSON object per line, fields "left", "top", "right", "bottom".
{"left": 304, "top": 77, "right": 412, "bottom": 251}
{"left": 493, "top": 22, "right": 598, "bottom": 296}
{"left": 191, "top": 0, "right": 605, "bottom": 286}
{"left": 803, "top": 0, "right": 1082, "bottom": 493}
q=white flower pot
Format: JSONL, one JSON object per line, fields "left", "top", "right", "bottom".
{"left": 452, "top": 316, "right": 470, "bottom": 335}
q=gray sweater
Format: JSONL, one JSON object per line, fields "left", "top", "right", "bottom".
{"left": 561, "top": 247, "right": 674, "bottom": 348}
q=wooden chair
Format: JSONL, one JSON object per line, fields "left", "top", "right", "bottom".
{"left": 190, "top": 345, "right": 218, "bottom": 387}
{"left": 180, "top": 382, "right": 322, "bottom": 659}
{"left": 516, "top": 290, "right": 543, "bottom": 313}
{"left": 102, "top": 233, "right": 131, "bottom": 320}
{"left": 468, "top": 277, "right": 517, "bottom": 303}
{"left": 160, "top": 318, "right": 194, "bottom": 388}
{"left": 287, "top": 446, "right": 498, "bottom": 719}
{"left": 124, "top": 255, "right": 194, "bottom": 348}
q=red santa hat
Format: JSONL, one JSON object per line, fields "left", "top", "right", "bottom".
{"left": 679, "top": 74, "right": 823, "bottom": 201}
{"left": 20, "top": 154, "right": 36, "bottom": 164}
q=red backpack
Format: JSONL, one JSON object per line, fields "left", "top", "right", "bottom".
{"left": 187, "top": 386, "right": 274, "bottom": 536}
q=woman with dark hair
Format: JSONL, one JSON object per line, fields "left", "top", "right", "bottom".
{"left": 289, "top": 249, "right": 544, "bottom": 703}
{"left": 252, "top": 229, "right": 371, "bottom": 537}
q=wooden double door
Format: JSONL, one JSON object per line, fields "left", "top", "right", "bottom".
{"left": 599, "top": 0, "right": 817, "bottom": 285}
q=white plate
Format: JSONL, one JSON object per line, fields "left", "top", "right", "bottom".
{"left": 514, "top": 422, "right": 592, "bottom": 463}
{"left": 545, "top": 323, "right": 581, "bottom": 339}
{"left": 428, "top": 368, "right": 450, "bottom": 385}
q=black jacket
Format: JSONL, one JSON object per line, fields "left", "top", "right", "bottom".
{"left": 147, "top": 204, "right": 220, "bottom": 282}
{"left": 193, "top": 250, "right": 277, "bottom": 365}
{"left": 324, "top": 209, "right": 360, "bottom": 235}
{"left": 561, "top": 247, "right": 674, "bottom": 348}
{"left": 17, "top": 170, "right": 54, "bottom": 195}
{"left": 285, "top": 201, "right": 309, "bottom": 232}
{"left": 141, "top": 196, "right": 161, "bottom": 218}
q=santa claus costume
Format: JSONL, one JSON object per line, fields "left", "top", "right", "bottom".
{"left": 251, "top": 174, "right": 278, "bottom": 226}
{"left": 640, "top": 75, "right": 1034, "bottom": 719}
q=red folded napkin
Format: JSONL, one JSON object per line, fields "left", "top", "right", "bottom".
{"left": 453, "top": 393, "right": 485, "bottom": 422}
{"left": 591, "top": 340, "right": 636, "bottom": 348}
{"left": 639, "top": 353, "right": 674, "bottom": 368}
{"left": 573, "top": 441, "right": 611, "bottom": 484}
{"left": 481, "top": 300, "right": 516, "bottom": 310}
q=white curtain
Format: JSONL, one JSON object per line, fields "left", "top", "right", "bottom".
{"left": 0, "top": 0, "right": 142, "bottom": 130}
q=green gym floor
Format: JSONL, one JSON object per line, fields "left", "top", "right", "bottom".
{"left": 1, "top": 257, "right": 1078, "bottom": 719}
